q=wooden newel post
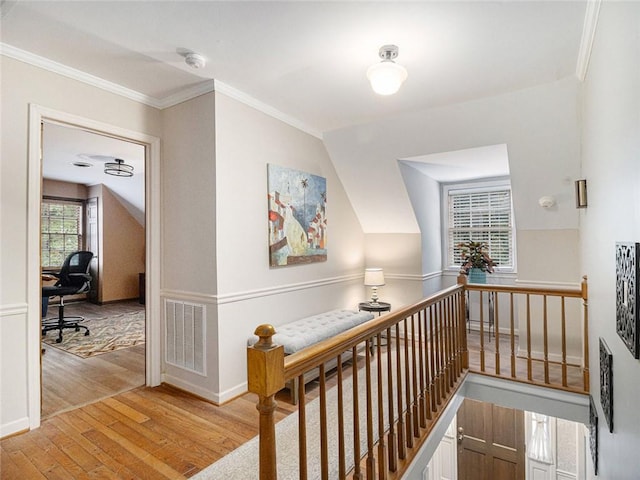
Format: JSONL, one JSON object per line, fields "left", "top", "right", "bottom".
{"left": 457, "top": 273, "right": 469, "bottom": 369}
{"left": 247, "top": 324, "right": 285, "bottom": 480}
{"left": 581, "top": 275, "right": 590, "bottom": 392}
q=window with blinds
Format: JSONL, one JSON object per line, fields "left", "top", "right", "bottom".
{"left": 447, "top": 186, "right": 514, "bottom": 270}
{"left": 41, "top": 199, "right": 84, "bottom": 268}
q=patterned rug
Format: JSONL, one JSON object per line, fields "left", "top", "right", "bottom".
{"left": 42, "top": 310, "right": 145, "bottom": 358}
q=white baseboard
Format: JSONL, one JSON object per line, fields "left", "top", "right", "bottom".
{"left": 517, "top": 347, "right": 581, "bottom": 366}
{"left": 1, "top": 416, "right": 30, "bottom": 439}
{"left": 162, "top": 374, "right": 248, "bottom": 405}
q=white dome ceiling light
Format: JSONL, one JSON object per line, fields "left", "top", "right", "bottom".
{"left": 185, "top": 52, "right": 206, "bottom": 69}
{"left": 367, "top": 45, "right": 408, "bottom": 96}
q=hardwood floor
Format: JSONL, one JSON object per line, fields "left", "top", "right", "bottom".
{"left": 2, "top": 324, "right": 584, "bottom": 479}
{"left": 1, "top": 385, "right": 297, "bottom": 479}
{"left": 41, "top": 301, "right": 146, "bottom": 419}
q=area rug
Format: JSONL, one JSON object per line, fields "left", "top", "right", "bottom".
{"left": 42, "top": 310, "right": 145, "bottom": 358}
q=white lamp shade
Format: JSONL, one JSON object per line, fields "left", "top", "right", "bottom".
{"left": 364, "top": 268, "right": 385, "bottom": 286}
{"left": 367, "top": 61, "right": 408, "bottom": 95}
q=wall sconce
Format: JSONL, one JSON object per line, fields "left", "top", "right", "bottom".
{"left": 364, "top": 268, "right": 385, "bottom": 305}
{"left": 575, "top": 179, "right": 588, "bottom": 208}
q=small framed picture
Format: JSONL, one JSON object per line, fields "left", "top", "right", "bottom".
{"left": 599, "top": 337, "right": 613, "bottom": 433}
{"left": 589, "top": 395, "right": 598, "bottom": 476}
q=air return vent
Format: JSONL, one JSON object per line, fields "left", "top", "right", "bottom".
{"left": 165, "top": 299, "right": 205, "bottom": 375}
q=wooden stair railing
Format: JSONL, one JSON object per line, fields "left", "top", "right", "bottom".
{"left": 247, "top": 275, "right": 589, "bottom": 480}
{"left": 462, "top": 275, "right": 589, "bottom": 393}
{"left": 248, "top": 284, "right": 468, "bottom": 480}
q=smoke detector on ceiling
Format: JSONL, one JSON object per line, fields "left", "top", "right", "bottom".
{"left": 185, "top": 52, "right": 206, "bottom": 69}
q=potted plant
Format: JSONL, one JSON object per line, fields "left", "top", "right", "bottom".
{"left": 457, "top": 241, "right": 497, "bottom": 283}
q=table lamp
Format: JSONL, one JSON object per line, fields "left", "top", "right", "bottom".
{"left": 364, "top": 268, "right": 385, "bottom": 305}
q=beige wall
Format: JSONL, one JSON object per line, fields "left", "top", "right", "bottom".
{"left": 42, "top": 179, "right": 88, "bottom": 200}
{"left": 87, "top": 184, "right": 145, "bottom": 302}
{"left": 0, "top": 55, "right": 160, "bottom": 437}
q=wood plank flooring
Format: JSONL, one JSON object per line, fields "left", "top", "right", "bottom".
{"left": 2, "top": 324, "right": 586, "bottom": 479}
{"left": 41, "top": 301, "right": 146, "bottom": 419}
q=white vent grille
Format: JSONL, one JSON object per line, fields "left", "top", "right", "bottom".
{"left": 165, "top": 299, "right": 206, "bottom": 375}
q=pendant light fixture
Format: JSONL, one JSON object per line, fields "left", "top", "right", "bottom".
{"left": 367, "top": 44, "right": 408, "bottom": 95}
{"left": 104, "top": 158, "right": 134, "bottom": 177}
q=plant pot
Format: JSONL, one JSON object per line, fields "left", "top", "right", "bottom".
{"left": 468, "top": 267, "right": 487, "bottom": 284}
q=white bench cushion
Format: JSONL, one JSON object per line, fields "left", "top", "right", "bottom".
{"left": 248, "top": 309, "right": 375, "bottom": 354}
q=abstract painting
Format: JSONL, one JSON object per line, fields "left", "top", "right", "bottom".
{"left": 615, "top": 242, "right": 639, "bottom": 358}
{"left": 599, "top": 337, "right": 613, "bottom": 433}
{"left": 267, "top": 164, "right": 327, "bottom": 267}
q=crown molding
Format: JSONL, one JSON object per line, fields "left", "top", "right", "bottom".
{"left": 576, "top": 0, "right": 602, "bottom": 82}
{"left": 156, "top": 80, "right": 215, "bottom": 109}
{"left": 0, "top": 43, "right": 162, "bottom": 107}
{"left": 214, "top": 80, "right": 323, "bottom": 139}
{"left": 0, "top": 43, "right": 322, "bottom": 139}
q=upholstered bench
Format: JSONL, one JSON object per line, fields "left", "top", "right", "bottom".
{"left": 248, "top": 309, "right": 374, "bottom": 402}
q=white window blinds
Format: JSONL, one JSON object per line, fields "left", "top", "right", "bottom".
{"left": 41, "top": 199, "right": 84, "bottom": 268}
{"left": 447, "top": 188, "right": 513, "bottom": 269}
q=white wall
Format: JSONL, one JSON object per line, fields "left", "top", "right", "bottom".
{"left": 324, "top": 78, "right": 583, "bottom": 285}
{"left": 160, "top": 92, "right": 220, "bottom": 398}
{"left": 212, "top": 92, "right": 366, "bottom": 401}
{"left": 0, "top": 56, "right": 161, "bottom": 437}
{"left": 398, "top": 162, "right": 444, "bottom": 297}
{"left": 580, "top": 2, "right": 640, "bottom": 479}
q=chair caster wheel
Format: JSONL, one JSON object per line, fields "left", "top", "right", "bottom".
{"left": 84, "top": 331, "right": 90, "bottom": 336}
{"left": 56, "top": 337, "right": 62, "bottom": 343}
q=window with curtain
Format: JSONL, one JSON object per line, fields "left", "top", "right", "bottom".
{"left": 445, "top": 183, "right": 514, "bottom": 271}
{"left": 41, "top": 198, "right": 84, "bottom": 268}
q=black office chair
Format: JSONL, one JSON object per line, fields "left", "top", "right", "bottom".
{"left": 42, "top": 251, "right": 94, "bottom": 343}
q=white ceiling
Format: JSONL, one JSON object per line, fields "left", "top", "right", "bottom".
{"left": 1, "top": 1, "right": 587, "bottom": 134}
{"left": 2, "top": 1, "right": 589, "bottom": 230}
{"left": 42, "top": 123, "right": 146, "bottom": 224}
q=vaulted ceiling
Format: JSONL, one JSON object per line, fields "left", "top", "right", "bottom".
{"left": 1, "top": 1, "right": 587, "bottom": 134}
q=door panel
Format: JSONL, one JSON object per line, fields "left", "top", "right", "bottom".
{"left": 457, "top": 399, "right": 525, "bottom": 480}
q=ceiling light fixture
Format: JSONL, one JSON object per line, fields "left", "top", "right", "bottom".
{"left": 367, "top": 45, "right": 408, "bottom": 96}
{"left": 104, "top": 158, "right": 134, "bottom": 177}
{"left": 185, "top": 52, "right": 206, "bottom": 69}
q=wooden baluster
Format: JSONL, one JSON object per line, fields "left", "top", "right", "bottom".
{"left": 428, "top": 305, "right": 437, "bottom": 412}
{"left": 439, "top": 301, "right": 449, "bottom": 395}
{"left": 337, "top": 355, "right": 346, "bottom": 479}
{"left": 582, "top": 276, "right": 590, "bottom": 392}
{"left": 479, "top": 291, "right": 485, "bottom": 372}
{"left": 376, "top": 333, "right": 388, "bottom": 479}
{"left": 298, "top": 374, "right": 308, "bottom": 480}
{"left": 543, "top": 295, "right": 550, "bottom": 384}
{"left": 366, "top": 339, "right": 376, "bottom": 479}
{"left": 395, "top": 323, "right": 406, "bottom": 460}
{"left": 434, "top": 304, "right": 443, "bottom": 404}
{"left": 417, "top": 310, "right": 427, "bottom": 428}
{"left": 410, "top": 314, "right": 420, "bottom": 437}
{"left": 403, "top": 317, "right": 414, "bottom": 448}
{"left": 319, "top": 363, "right": 329, "bottom": 480}
{"left": 458, "top": 275, "right": 469, "bottom": 370}
{"left": 386, "top": 327, "right": 398, "bottom": 472}
{"left": 526, "top": 294, "right": 532, "bottom": 381}
{"left": 494, "top": 292, "right": 500, "bottom": 376}
{"left": 561, "top": 297, "right": 568, "bottom": 387}
{"left": 510, "top": 293, "right": 516, "bottom": 378}
{"left": 423, "top": 309, "right": 432, "bottom": 420}
{"left": 352, "top": 345, "right": 363, "bottom": 480}
{"left": 446, "top": 296, "right": 454, "bottom": 389}
{"left": 247, "top": 325, "right": 285, "bottom": 480}
{"left": 450, "top": 295, "right": 459, "bottom": 378}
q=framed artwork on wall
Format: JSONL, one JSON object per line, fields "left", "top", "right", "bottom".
{"left": 267, "top": 164, "right": 327, "bottom": 267}
{"left": 589, "top": 395, "right": 598, "bottom": 476}
{"left": 615, "top": 242, "right": 639, "bottom": 358}
{"left": 599, "top": 337, "right": 613, "bottom": 433}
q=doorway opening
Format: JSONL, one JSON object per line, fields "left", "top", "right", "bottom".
{"left": 27, "top": 104, "right": 161, "bottom": 430}
{"left": 40, "top": 121, "right": 147, "bottom": 418}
